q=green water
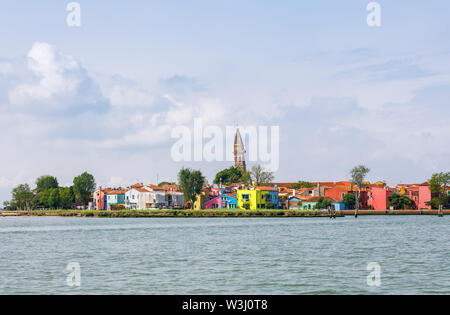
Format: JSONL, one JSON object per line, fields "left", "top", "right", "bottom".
{"left": 0, "top": 216, "right": 448, "bottom": 294}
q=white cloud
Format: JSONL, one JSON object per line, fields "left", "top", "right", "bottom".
{"left": 9, "top": 42, "right": 80, "bottom": 104}
{"left": 8, "top": 42, "right": 108, "bottom": 114}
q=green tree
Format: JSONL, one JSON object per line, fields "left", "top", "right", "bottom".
{"left": 35, "top": 175, "right": 59, "bottom": 193}
{"left": 240, "top": 171, "right": 252, "bottom": 185}
{"left": 178, "top": 168, "right": 205, "bottom": 210}
{"left": 250, "top": 165, "right": 274, "bottom": 186}
{"left": 60, "top": 187, "right": 74, "bottom": 209}
{"left": 11, "top": 184, "right": 34, "bottom": 210}
{"left": 48, "top": 188, "right": 61, "bottom": 209}
{"left": 388, "top": 192, "right": 415, "bottom": 210}
{"left": 39, "top": 189, "right": 51, "bottom": 208}
{"left": 73, "top": 172, "right": 96, "bottom": 206}
{"left": 213, "top": 166, "right": 245, "bottom": 185}
{"left": 429, "top": 172, "right": 450, "bottom": 211}
{"left": 291, "top": 181, "right": 314, "bottom": 189}
{"left": 350, "top": 165, "right": 370, "bottom": 216}
{"left": 314, "top": 197, "right": 332, "bottom": 210}
{"left": 343, "top": 193, "right": 356, "bottom": 210}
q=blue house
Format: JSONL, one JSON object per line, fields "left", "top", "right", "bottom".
{"left": 332, "top": 202, "right": 346, "bottom": 211}
{"left": 222, "top": 194, "right": 238, "bottom": 209}
{"left": 266, "top": 190, "right": 279, "bottom": 209}
{"left": 287, "top": 196, "right": 302, "bottom": 210}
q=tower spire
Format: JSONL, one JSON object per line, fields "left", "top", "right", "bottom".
{"left": 234, "top": 127, "right": 246, "bottom": 173}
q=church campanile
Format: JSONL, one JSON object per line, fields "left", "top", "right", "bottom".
{"left": 234, "top": 128, "right": 246, "bottom": 172}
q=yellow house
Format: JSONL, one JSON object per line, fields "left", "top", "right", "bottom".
{"left": 237, "top": 187, "right": 276, "bottom": 210}
{"left": 193, "top": 189, "right": 210, "bottom": 210}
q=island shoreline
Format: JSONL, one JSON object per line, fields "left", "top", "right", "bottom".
{"left": 1, "top": 209, "right": 448, "bottom": 218}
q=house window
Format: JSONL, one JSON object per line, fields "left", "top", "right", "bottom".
{"left": 242, "top": 194, "right": 250, "bottom": 201}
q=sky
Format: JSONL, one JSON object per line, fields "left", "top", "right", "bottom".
{"left": 1, "top": 1, "right": 450, "bottom": 204}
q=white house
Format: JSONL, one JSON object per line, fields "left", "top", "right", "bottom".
{"left": 134, "top": 185, "right": 167, "bottom": 209}
{"left": 125, "top": 188, "right": 145, "bottom": 209}
{"left": 125, "top": 184, "right": 184, "bottom": 210}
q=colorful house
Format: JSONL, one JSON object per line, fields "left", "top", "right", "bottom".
{"left": 204, "top": 193, "right": 237, "bottom": 209}
{"left": 94, "top": 187, "right": 106, "bottom": 210}
{"left": 286, "top": 196, "right": 302, "bottom": 210}
{"left": 301, "top": 197, "right": 318, "bottom": 210}
{"left": 105, "top": 188, "right": 127, "bottom": 210}
{"left": 237, "top": 187, "right": 278, "bottom": 210}
{"left": 125, "top": 188, "right": 148, "bottom": 209}
{"left": 418, "top": 183, "right": 432, "bottom": 210}
{"left": 324, "top": 183, "right": 369, "bottom": 209}
{"left": 369, "top": 187, "right": 394, "bottom": 210}
{"left": 194, "top": 188, "right": 211, "bottom": 210}
{"left": 300, "top": 196, "right": 334, "bottom": 210}
{"left": 137, "top": 185, "right": 166, "bottom": 209}
{"left": 331, "top": 202, "right": 346, "bottom": 211}
{"left": 223, "top": 194, "right": 237, "bottom": 209}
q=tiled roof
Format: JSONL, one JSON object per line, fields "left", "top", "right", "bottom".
{"left": 254, "top": 186, "right": 278, "bottom": 191}
{"left": 145, "top": 184, "right": 164, "bottom": 191}
{"left": 106, "top": 189, "right": 127, "bottom": 195}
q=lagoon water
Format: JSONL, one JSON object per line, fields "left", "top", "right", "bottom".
{"left": 0, "top": 216, "right": 448, "bottom": 294}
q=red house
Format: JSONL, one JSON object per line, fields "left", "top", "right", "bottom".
{"left": 324, "top": 183, "right": 369, "bottom": 209}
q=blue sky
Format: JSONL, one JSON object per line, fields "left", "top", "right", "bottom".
{"left": 1, "top": 1, "right": 450, "bottom": 203}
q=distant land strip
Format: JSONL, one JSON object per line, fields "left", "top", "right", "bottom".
{"left": 0, "top": 210, "right": 448, "bottom": 217}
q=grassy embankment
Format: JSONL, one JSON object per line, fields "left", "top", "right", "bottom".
{"left": 0, "top": 209, "right": 340, "bottom": 218}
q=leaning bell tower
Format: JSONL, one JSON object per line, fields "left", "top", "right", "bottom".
{"left": 234, "top": 128, "right": 246, "bottom": 172}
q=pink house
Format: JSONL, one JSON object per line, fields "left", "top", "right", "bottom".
{"left": 94, "top": 187, "right": 106, "bottom": 210}
{"left": 203, "top": 193, "right": 238, "bottom": 209}
{"left": 369, "top": 187, "right": 393, "bottom": 210}
{"left": 406, "top": 186, "right": 420, "bottom": 209}
{"left": 418, "top": 183, "right": 432, "bottom": 210}
{"left": 204, "top": 196, "right": 222, "bottom": 209}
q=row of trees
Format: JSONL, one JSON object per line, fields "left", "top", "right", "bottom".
{"left": 213, "top": 165, "right": 274, "bottom": 186}
{"left": 3, "top": 172, "right": 96, "bottom": 211}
